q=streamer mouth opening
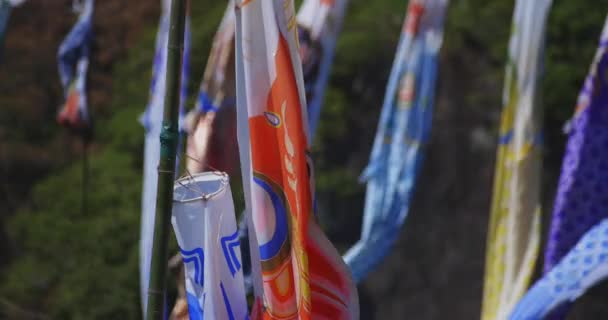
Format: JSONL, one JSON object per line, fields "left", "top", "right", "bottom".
{"left": 173, "top": 171, "right": 228, "bottom": 203}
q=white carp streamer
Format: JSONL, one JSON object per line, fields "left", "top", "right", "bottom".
{"left": 172, "top": 172, "right": 248, "bottom": 320}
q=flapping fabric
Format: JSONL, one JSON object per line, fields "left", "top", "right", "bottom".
{"left": 56, "top": 0, "right": 94, "bottom": 132}
{"left": 481, "top": 1, "right": 552, "bottom": 319}
{"left": 510, "top": 218, "right": 608, "bottom": 320}
{"left": 343, "top": 0, "right": 448, "bottom": 284}
{"left": 185, "top": 1, "right": 237, "bottom": 175}
{"left": 172, "top": 172, "right": 248, "bottom": 320}
{"left": 139, "top": 0, "right": 191, "bottom": 313}
{"left": 296, "top": 0, "right": 348, "bottom": 135}
{"left": 234, "top": 0, "right": 359, "bottom": 318}
{"left": 539, "top": 15, "right": 608, "bottom": 320}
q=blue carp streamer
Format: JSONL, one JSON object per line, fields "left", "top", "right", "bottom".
{"left": 343, "top": 0, "right": 448, "bottom": 283}
{"left": 57, "top": 0, "right": 94, "bottom": 131}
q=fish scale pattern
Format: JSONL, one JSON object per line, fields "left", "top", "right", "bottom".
{"left": 540, "top": 15, "right": 608, "bottom": 320}
{"left": 510, "top": 219, "right": 608, "bottom": 320}
{"left": 544, "top": 34, "right": 608, "bottom": 274}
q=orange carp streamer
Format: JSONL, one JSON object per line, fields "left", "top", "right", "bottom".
{"left": 234, "top": 1, "right": 359, "bottom": 319}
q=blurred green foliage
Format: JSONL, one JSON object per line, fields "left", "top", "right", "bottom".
{"left": 2, "top": 0, "right": 608, "bottom": 319}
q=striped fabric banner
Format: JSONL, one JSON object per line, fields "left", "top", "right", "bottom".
{"left": 481, "top": 1, "right": 552, "bottom": 319}
{"left": 56, "top": 0, "right": 94, "bottom": 131}
{"left": 234, "top": 0, "right": 359, "bottom": 318}
{"left": 139, "top": 0, "right": 190, "bottom": 314}
{"left": 343, "top": 0, "right": 448, "bottom": 283}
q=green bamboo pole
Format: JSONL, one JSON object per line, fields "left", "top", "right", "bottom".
{"left": 145, "top": 0, "right": 186, "bottom": 319}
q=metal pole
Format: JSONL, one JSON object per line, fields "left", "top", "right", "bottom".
{"left": 145, "top": 0, "right": 186, "bottom": 319}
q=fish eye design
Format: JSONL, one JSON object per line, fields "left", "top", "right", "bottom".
{"left": 264, "top": 111, "right": 282, "bottom": 128}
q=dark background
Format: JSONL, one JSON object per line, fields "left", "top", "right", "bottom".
{"left": 1, "top": 0, "right": 608, "bottom": 319}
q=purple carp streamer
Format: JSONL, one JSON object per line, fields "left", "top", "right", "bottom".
{"left": 172, "top": 172, "right": 248, "bottom": 320}
{"left": 139, "top": 0, "right": 190, "bottom": 313}
{"left": 343, "top": 0, "right": 448, "bottom": 283}
{"left": 56, "top": 0, "right": 94, "bottom": 132}
{"left": 511, "top": 218, "right": 608, "bottom": 320}
{"left": 529, "top": 15, "right": 608, "bottom": 320}
{"left": 481, "top": 1, "right": 552, "bottom": 319}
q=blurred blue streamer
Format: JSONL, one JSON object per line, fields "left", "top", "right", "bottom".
{"left": 343, "top": 0, "right": 448, "bottom": 283}
{"left": 56, "top": 0, "right": 93, "bottom": 130}
{"left": 0, "top": 1, "right": 13, "bottom": 49}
